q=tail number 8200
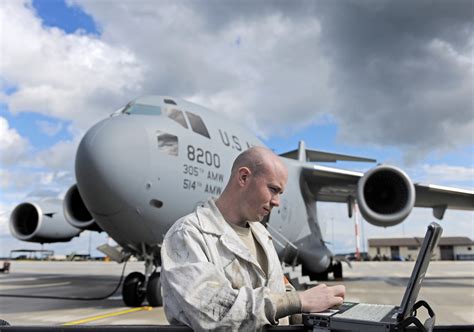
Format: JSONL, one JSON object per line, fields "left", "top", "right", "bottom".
{"left": 187, "top": 145, "right": 221, "bottom": 168}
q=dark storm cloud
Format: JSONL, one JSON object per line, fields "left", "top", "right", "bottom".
{"left": 74, "top": 0, "right": 474, "bottom": 161}
{"left": 312, "top": 0, "right": 473, "bottom": 161}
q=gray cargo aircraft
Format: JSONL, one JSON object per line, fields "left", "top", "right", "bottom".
{"left": 9, "top": 95, "right": 474, "bottom": 307}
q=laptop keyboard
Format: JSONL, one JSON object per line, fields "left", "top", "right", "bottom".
{"left": 337, "top": 303, "right": 395, "bottom": 322}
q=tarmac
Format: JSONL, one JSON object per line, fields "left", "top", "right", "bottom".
{"left": 0, "top": 260, "right": 472, "bottom": 327}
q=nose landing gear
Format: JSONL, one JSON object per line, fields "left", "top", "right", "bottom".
{"left": 122, "top": 245, "right": 162, "bottom": 307}
{"left": 146, "top": 272, "right": 162, "bottom": 306}
{"left": 123, "top": 272, "right": 146, "bottom": 307}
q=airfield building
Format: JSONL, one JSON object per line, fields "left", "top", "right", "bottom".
{"left": 368, "top": 236, "right": 474, "bottom": 261}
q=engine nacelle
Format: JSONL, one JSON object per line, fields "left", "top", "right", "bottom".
{"left": 9, "top": 199, "right": 82, "bottom": 243}
{"left": 357, "top": 165, "right": 416, "bottom": 227}
{"left": 64, "top": 184, "right": 101, "bottom": 232}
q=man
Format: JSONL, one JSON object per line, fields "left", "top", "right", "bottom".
{"left": 161, "top": 147, "right": 345, "bottom": 331}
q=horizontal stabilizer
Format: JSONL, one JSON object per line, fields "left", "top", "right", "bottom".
{"left": 280, "top": 142, "right": 376, "bottom": 163}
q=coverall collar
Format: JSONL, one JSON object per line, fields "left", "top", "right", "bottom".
{"left": 196, "top": 199, "right": 269, "bottom": 276}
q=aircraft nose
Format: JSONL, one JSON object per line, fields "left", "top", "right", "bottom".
{"left": 75, "top": 116, "right": 150, "bottom": 216}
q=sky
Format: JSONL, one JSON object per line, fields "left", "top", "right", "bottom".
{"left": 0, "top": 0, "right": 472, "bottom": 257}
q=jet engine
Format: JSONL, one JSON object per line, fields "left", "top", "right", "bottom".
{"left": 9, "top": 198, "right": 82, "bottom": 243}
{"left": 357, "top": 165, "right": 415, "bottom": 227}
{"left": 63, "top": 184, "right": 101, "bottom": 232}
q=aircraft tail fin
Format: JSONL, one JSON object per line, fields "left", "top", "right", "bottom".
{"left": 279, "top": 140, "right": 376, "bottom": 163}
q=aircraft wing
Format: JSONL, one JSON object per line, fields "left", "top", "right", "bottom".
{"left": 301, "top": 164, "right": 362, "bottom": 203}
{"left": 301, "top": 164, "right": 474, "bottom": 221}
{"left": 412, "top": 184, "right": 474, "bottom": 218}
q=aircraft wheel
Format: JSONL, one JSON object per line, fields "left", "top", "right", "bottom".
{"left": 146, "top": 272, "right": 162, "bottom": 307}
{"left": 123, "top": 272, "right": 146, "bottom": 307}
{"left": 333, "top": 261, "right": 343, "bottom": 279}
{"left": 302, "top": 265, "right": 328, "bottom": 281}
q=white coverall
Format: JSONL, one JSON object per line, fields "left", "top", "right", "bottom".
{"left": 161, "top": 199, "right": 291, "bottom": 331}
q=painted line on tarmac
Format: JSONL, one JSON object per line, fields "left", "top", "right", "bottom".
{"left": 62, "top": 306, "right": 153, "bottom": 325}
{"left": 0, "top": 276, "right": 60, "bottom": 282}
{"left": 0, "top": 282, "right": 70, "bottom": 290}
{"left": 0, "top": 277, "right": 37, "bottom": 283}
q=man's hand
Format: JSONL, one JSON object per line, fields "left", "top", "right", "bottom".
{"left": 298, "top": 284, "right": 346, "bottom": 313}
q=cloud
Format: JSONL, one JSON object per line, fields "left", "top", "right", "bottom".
{"left": 0, "top": 117, "right": 29, "bottom": 166}
{"left": 71, "top": 0, "right": 335, "bottom": 137}
{"left": 0, "top": 169, "right": 74, "bottom": 200}
{"left": 0, "top": 203, "right": 12, "bottom": 240}
{"left": 0, "top": 169, "right": 35, "bottom": 191}
{"left": 421, "top": 164, "right": 474, "bottom": 186}
{"left": 0, "top": 0, "right": 472, "bottom": 256}
{"left": 0, "top": 0, "right": 144, "bottom": 130}
{"left": 316, "top": 1, "right": 473, "bottom": 162}
{"left": 71, "top": 0, "right": 472, "bottom": 161}
{"left": 36, "top": 119, "right": 63, "bottom": 136}
{"left": 32, "top": 138, "right": 79, "bottom": 171}
{"left": 0, "top": 118, "right": 76, "bottom": 195}
{"left": 0, "top": 116, "right": 76, "bottom": 220}
{"left": 2, "top": 1, "right": 472, "bottom": 161}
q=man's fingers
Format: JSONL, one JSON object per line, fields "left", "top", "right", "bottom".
{"left": 332, "top": 296, "right": 344, "bottom": 307}
{"left": 300, "top": 284, "right": 347, "bottom": 313}
{"left": 331, "top": 285, "right": 346, "bottom": 298}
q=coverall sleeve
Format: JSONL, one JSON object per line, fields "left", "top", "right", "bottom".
{"left": 161, "top": 224, "right": 279, "bottom": 331}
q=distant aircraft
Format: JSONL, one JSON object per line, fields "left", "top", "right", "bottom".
{"left": 9, "top": 96, "right": 474, "bottom": 307}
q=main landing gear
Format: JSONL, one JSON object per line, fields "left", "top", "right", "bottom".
{"left": 122, "top": 246, "right": 162, "bottom": 307}
{"left": 332, "top": 260, "right": 343, "bottom": 279}
{"left": 302, "top": 259, "right": 344, "bottom": 281}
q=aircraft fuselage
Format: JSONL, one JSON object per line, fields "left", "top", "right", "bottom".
{"left": 75, "top": 96, "right": 326, "bottom": 270}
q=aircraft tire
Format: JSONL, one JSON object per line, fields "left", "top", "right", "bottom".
{"left": 123, "top": 272, "right": 146, "bottom": 307}
{"left": 146, "top": 272, "right": 162, "bottom": 307}
{"left": 302, "top": 265, "right": 328, "bottom": 281}
{"left": 333, "top": 261, "right": 343, "bottom": 279}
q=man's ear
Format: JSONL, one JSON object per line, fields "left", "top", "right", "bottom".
{"left": 237, "top": 167, "right": 251, "bottom": 187}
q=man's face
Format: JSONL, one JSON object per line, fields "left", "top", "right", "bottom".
{"left": 242, "top": 161, "right": 288, "bottom": 222}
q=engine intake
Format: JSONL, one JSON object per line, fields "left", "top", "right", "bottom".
{"left": 357, "top": 165, "right": 415, "bottom": 227}
{"left": 10, "top": 199, "right": 81, "bottom": 243}
{"left": 64, "top": 184, "right": 101, "bottom": 232}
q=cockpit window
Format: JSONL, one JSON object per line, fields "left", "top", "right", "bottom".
{"left": 186, "top": 111, "right": 210, "bottom": 139}
{"left": 156, "top": 131, "right": 178, "bottom": 156}
{"left": 164, "top": 108, "right": 188, "bottom": 128}
{"left": 123, "top": 103, "right": 161, "bottom": 115}
{"left": 164, "top": 98, "right": 177, "bottom": 105}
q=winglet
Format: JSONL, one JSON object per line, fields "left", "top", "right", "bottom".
{"left": 279, "top": 140, "right": 376, "bottom": 163}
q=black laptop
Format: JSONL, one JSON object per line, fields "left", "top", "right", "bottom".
{"left": 303, "top": 222, "right": 443, "bottom": 332}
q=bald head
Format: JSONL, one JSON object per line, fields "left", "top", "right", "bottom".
{"left": 231, "top": 146, "right": 281, "bottom": 178}
{"left": 216, "top": 146, "right": 288, "bottom": 225}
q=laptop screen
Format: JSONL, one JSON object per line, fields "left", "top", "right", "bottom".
{"left": 397, "top": 222, "right": 443, "bottom": 321}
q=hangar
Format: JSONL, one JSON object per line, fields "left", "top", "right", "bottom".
{"left": 368, "top": 236, "right": 473, "bottom": 261}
